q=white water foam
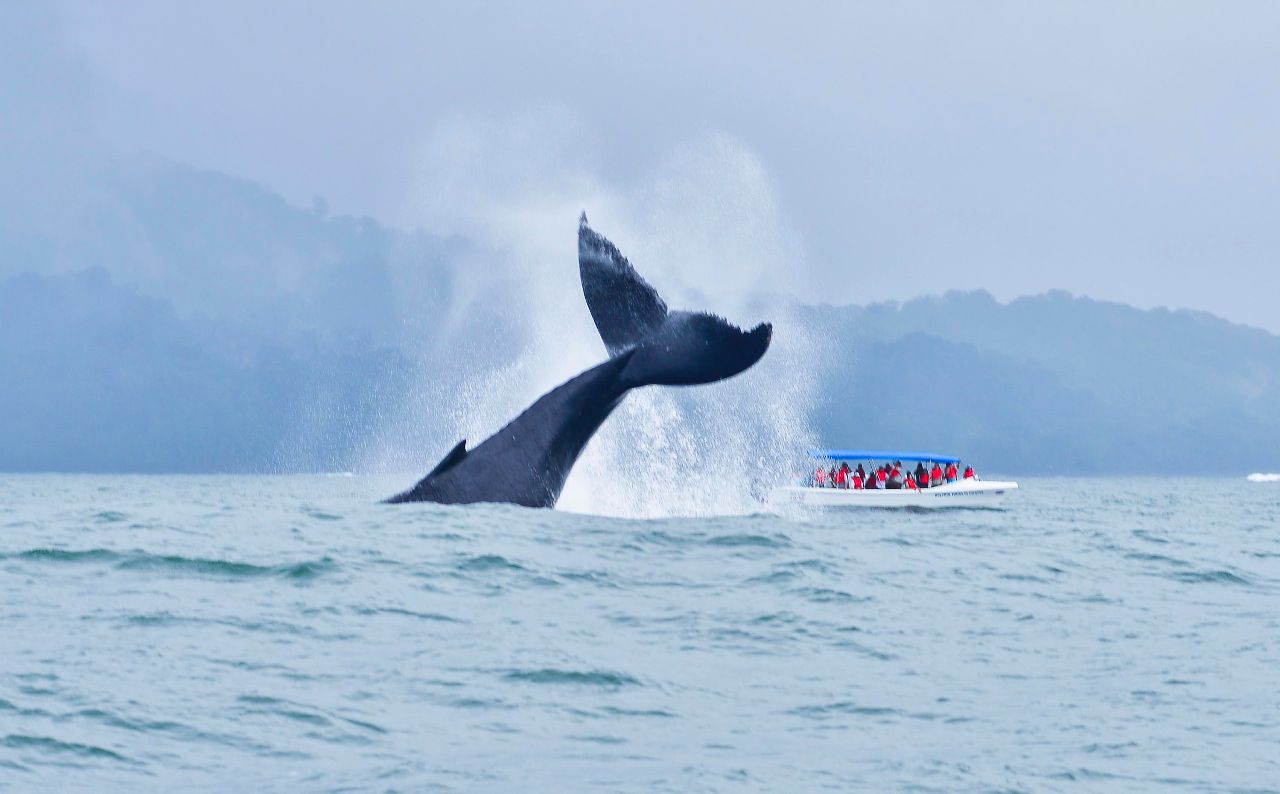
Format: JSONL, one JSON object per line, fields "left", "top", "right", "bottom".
{"left": 1247, "top": 473, "right": 1280, "bottom": 483}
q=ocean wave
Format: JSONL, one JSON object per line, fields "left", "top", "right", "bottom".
{"left": 0, "top": 699, "right": 51, "bottom": 719}
{"left": 2, "top": 734, "right": 138, "bottom": 764}
{"left": 1165, "top": 570, "right": 1252, "bottom": 586}
{"left": 13, "top": 548, "right": 120, "bottom": 563}
{"left": 454, "top": 554, "right": 526, "bottom": 572}
{"left": 1246, "top": 473, "right": 1280, "bottom": 482}
{"left": 350, "top": 605, "right": 463, "bottom": 623}
{"left": 123, "top": 613, "right": 318, "bottom": 637}
{"left": 745, "top": 569, "right": 800, "bottom": 585}
{"left": 706, "top": 533, "right": 792, "bottom": 548}
{"left": 116, "top": 554, "right": 333, "bottom": 579}
{"left": 62, "top": 708, "right": 268, "bottom": 751}
{"left": 789, "top": 586, "right": 868, "bottom": 604}
{"left": 7, "top": 548, "right": 334, "bottom": 580}
{"left": 234, "top": 695, "right": 388, "bottom": 739}
{"left": 787, "top": 701, "right": 900, "bottom": 720}
{"left": 1124, "top": 552, "right": 1190, "bottom": 567}
{"left": 501, "top": 668, "right": 640, "bottom": 688}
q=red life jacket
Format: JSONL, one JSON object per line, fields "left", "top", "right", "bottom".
{"left": 964, "top": 468, "right": 975, "bottom": 479}
{"left": 946, "top": 464, "right": 958, "bottom": 480}
{"left": 815, "top": 468, "right": 825, "bottom": 484}
{"left": 905, "top": 475, "right": 918, "bottom": 490}
{"left": 877, "top": 469, "right": 887, "bottom": 483}
{"left": 835, "top": 469, "right": 847, "bottom": 486}
{"left": 852, "top": 475, "right": 863, "bottom": 489}
{"left": 930, "top": 466, "right": 943, "bottom": 483}
{"left": 891, "top": 466, "right": 902, "bottom": 479}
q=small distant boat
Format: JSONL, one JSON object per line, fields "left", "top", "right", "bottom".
{"left": 770, "top": 450, "right": 1019, "bottom": 510}
{"left": 1247, "top": 473, "right": 1280, "bottom": 483}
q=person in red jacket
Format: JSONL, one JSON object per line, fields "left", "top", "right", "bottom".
{"left": 963, "top": 465, "right": 976, "bottom": 479}
{"left": 930, "top": 463, "right": 943, "bottom": 487}
{"left": 834, "top": 465, "right": 847, "bottom": 489}
{"left": 945, "top": 462, "right": 959, "bottom": 482}
{"left": 915, "top": 462, "right": 929, "bottom": 489}
{"left": 852, "top": 471, "right": 864, "bottom": 489}
{"left": 905, "top": 473, "right": 918, "bottom": 490}
{"left": 815, "top": 467, "right": 826, "bottom": 488}
{"left": 876, "top": 465, "right": 889, "bottom": 489}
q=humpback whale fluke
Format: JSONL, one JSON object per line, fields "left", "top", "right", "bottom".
{"left": 386, "top": 218, "right": 772, "bottom": 507}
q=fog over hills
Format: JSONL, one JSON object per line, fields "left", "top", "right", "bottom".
{"left": 813, "top": 293, "right": 1280, "bottom": 473}
{"left": 2, "top": 162, "right": 1276, "bottom": 475}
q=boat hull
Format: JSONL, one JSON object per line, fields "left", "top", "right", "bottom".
{"left": 769, "top": 480, "right": 1019, "bottom": 510}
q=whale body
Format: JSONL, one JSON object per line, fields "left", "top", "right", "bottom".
{"left": 386, "top": 217, "right": 771, "bottom": 507}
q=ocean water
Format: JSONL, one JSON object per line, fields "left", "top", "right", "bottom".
{"left": 1, "top": 475, "right": 1277, "bottom": 793}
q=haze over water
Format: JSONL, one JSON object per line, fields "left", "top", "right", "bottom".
{"left": 2, "top": 475, "right": 1277, "bottom": 792}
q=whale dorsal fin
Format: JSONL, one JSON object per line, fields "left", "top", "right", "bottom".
{"left": 427, "top": 439, "right": 468, "bottom": 478}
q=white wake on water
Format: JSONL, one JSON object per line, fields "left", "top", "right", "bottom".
{"left": 1247, "top": 473, "right": 1280, "bottom": 483}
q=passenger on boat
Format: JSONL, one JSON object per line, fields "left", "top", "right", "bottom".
{"left": 887, "top": 463, "right": 903, "bottom": 490}
{"left": 834, "top": 465, "right": 848, "bottom": 489}
{"left": 815, "top": 467, "right": 826, "bottom": 487}
{"left": 930, "top": 463, "right": 944, "bottom": 487}
{"left": 875, "top": 465, "right": 888, "bottom": 489}
{"left": 828, "top": 466, "right": 838, "bottom": 488}
{"left": 915, "top": 462, "right": 929, "bottom": 489}
{"left": 851, "top": 469, "right": 864, "bottom": 489}
{"left": 855, "top": 463, "right": 866, "bottom": 485}
{"left": 905, "top": 473, "right": 918, "bottom": 490}
{"left": 946, "top": 462, "right": 959, "bottom": 483}
{"left": 964, "top": 465, "right": 975, "bottom": 479}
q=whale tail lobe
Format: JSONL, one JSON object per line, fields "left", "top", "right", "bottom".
{"left": 578, "top": 215, "right": 668, "bottom": 356}
{"left": 620, "top": 312, "right": 772, "bottom": 388}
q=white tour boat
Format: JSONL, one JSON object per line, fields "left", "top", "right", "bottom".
{"left": 770, "top": 450, "right": 1019, "bottom": 510}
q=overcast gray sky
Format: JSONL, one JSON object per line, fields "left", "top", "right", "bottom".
{"left": 10, "top": 1, "right": 1280, "bottom": 331}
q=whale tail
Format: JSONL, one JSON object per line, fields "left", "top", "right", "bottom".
{"left": 386, "top": 217, "right": 773, "bottom": 507}
{"left": 578, "top": 214, "right": 771, "bottom": 387}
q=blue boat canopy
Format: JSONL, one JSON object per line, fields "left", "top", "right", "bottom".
{"left": 813, "top": 449, "right": 962, "bottom": 464}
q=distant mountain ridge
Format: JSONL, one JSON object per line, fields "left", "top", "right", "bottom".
{"left": 1, "top": 160, "right": 1276, "bottom": 474}
{"left": 811, "top": 291, "right": 1280, "bottom": 473}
